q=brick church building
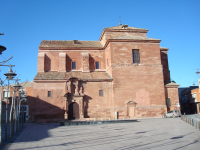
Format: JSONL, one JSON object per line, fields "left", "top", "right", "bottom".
{"left": 30, "top": 24, "right": 179, "bottom": 122}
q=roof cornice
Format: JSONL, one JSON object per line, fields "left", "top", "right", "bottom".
{"left": 39, "top": 47, "right": 103, "bottom": 50}
{"left": 160, "top": 47, "right": 169, "bottom": 51}
{"left": 103, "top": 39, "right": 161, "bottom": 49}
{"left": 99, "top": 28, "right": 148, "bottom": 41}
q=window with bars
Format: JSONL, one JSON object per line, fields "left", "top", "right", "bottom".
{"left": 132, "top": 49, "right": 140, "bottom": 63}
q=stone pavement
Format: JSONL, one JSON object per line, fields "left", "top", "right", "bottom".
{"left": 1, "top": 118, "right": 200, "bottom": 150}
{"left": 185, "top": 114, "right": 200, "bottom": 121}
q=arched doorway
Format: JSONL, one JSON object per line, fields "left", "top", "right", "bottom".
{"left": 68, "top": 102, "right": 80, "bottom": 120}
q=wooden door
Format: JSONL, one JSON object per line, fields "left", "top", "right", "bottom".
{"left": 68, "top": 102, "right": 79, "bottom": 120}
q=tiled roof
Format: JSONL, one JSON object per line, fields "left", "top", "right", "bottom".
{"left": 39, "top": 40, "right": 103, "bottom": 49}
{"left": 34, "top": 71, "right": 112, "bottom": 81}
{"left": 7, "top": 81, "right": 33, "bottom": 88}
{"left": 112, "top": 35, "right": 160, "bottom": 41}
{"left": 104, "top": 26, "right": 148, "bottom": 31}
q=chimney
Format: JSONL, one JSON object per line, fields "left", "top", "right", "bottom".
{"left": 73, "top": 40, "right": 78, "bottom": 44}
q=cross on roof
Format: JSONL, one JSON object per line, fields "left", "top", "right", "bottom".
{"left": 119, "top": 17, "right": 122, "bottom": 26}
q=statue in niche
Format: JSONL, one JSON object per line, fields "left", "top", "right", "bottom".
{"left": 79, "top": 86, "right": 84, "bottom": 95}
{"left": 66, "top": 81, "right": 71, "bottom": 93}
{"left": 74, "top": 81, "right": 79, "bottom": 95}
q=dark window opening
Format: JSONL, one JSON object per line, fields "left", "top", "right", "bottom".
{"left": 166, "top": 98, "right": 171, "bottom": 107}
{"left": 72, "top": 62, "right": 76, "bottom": 69}
{"left": 95, "top": 62, "right": 99, "bottom": 69}
{"left": 132, "top": 49, "right": 140, "bottom": 63}
{"left": 48, "top": 91, "right": 51, "bottom": 97}
{"left": 99, "top": 90, "right": 103, "bottom": 96}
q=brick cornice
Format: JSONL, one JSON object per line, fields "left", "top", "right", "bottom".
{"left": 99, "top": 28, "right": 148, "bottom": 41}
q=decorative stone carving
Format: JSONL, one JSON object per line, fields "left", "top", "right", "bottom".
{"left": 79, "top": 86, "right": 84, "bottom": 95}
{"left": 66, "top": 81, "right": 71, "bottom": 93}
{"left": 74, "top": 81, "right": 79, "bottom": 95}
{"left": 126, "top": 100, "right": 137, "bottom": 106}
{"left": 126, "top": 100, "right": 137, "bottom": 118}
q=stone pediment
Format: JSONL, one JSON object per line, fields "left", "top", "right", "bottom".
{"left": 126, "top": 100, "right": 137, "bottom": 106}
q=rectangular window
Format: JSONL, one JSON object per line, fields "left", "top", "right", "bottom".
{"left": 48, "top": 91, "right": 51, "bottom": 97}
{"left": 72, "top": 62, "right": 76, "bottom": 69}
{"left": 99, "top": 90, "right": 103, "bottom": 96}
{"left": 95, "top": 62, "right": 99, "bottom": 69}
{"left": 132, "top": 49, "right": 140, "bottom": 63}
{"left": 3, "top": 91, "right": 10, "bottom": 98}
{"left": 166, "top": 98, "right": 171, "bottom": 107}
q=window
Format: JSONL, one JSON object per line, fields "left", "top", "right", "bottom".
{"left": 99, "top": 90, "right": 103, "bottom": 96}
{"left": 132, "top": 49, "right": 140, "bottom": 63}
{"left": 95, "top": 62, "right": 99, "bottom": 69}
{"left": 72, "top": 62, "right": 76, "bottom": 69}
{"left": 3, "top": 91, "right": 10, "bottom": 98}
{"left": 166, "top": 98, "right": 171, "bottom": 107}
{"left": 48, "top": 91, "right": 51, "bottom": 97}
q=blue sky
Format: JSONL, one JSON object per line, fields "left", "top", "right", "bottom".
{"left": 0, "top": 0, "right": 199, "bottom": 87}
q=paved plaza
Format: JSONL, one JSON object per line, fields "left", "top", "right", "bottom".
{"left": 1, "top": 118, "right": 200, "bottom": 150}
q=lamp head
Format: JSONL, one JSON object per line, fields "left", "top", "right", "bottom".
{"left": 4, "top": 66, "right": 17, "bottom": 80}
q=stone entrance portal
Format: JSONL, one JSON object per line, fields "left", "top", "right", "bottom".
{"left": 126, "top": 100, "right": 137, "bottom": 118}
{"left": 63, "top": 78, "right": 85, "bottom": 120}
{"left": 68, "top": 102, "right": 80, "bottom": 120}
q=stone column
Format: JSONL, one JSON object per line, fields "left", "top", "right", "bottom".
{"left": 64, "top": 99, "right": 68, "bottom": 120}
{"left": 78, "top": 98, "right": 84, "bottom": 119}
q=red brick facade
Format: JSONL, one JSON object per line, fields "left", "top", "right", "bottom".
{"left": 30, "top": 25, "right": 179, "bottom": 122}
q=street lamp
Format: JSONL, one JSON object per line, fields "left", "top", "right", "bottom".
{"left": 0, "top": 33, "right": 6, "bottom": 55}
{"left": 18, "top": 90, "right": 27, "bottom": 129}
{"left": 0, "top": 45, "right": 6, "bottom": 55}
{"left": 13, "top": 80, "right": 21, "bottom": 134}
{"left": 4, "top": 65, "right": 16, "bottom": 140}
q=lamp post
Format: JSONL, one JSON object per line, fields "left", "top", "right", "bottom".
{"left": 18, "top": 90, "right": 27, "bottom": 129}
{"left": 4, "top": 65, "right": 16, "bottom": 139}
{"left": 13, "top": 79, "right": 21, "bottom": 134}
{"left": 0, "top": 78, "right": 7, "bottom": 145}
{"left": 21, "top": 94, "right": 27, "bottom": 128}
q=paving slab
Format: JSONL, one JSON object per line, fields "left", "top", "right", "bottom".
{"left": 1, "top": 118, "right": 200, "bottom": 150}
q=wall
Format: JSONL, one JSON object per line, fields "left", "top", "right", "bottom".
{"left": 165, "top": 87, "right": 179, "bottom": 111}
{"left": 160, "top": 50, "right": 170, "bottom": 81}
{"left": 109, "top": 42, "right": 166, "bottom": 118}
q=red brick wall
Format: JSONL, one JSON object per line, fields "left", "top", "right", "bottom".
{"left": 83, "top": 81, "right": 113, "bottom": 118}
{"left": 165, "top": 87, "right": 179, "bottom": 111}
{"left": 31, "top": 81, "right": 65, "bottom": 121}
{"left": 38, "top": 50, "right": 106, "bottom": 72}
{"left": 109, "top": 42, "right": 166, "bottom": 118}
{"left": 100, "top": 31, "right": 147, "bottom": 45}
{"left": 31, "top": 81, "right": 113, "bottom": 120}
